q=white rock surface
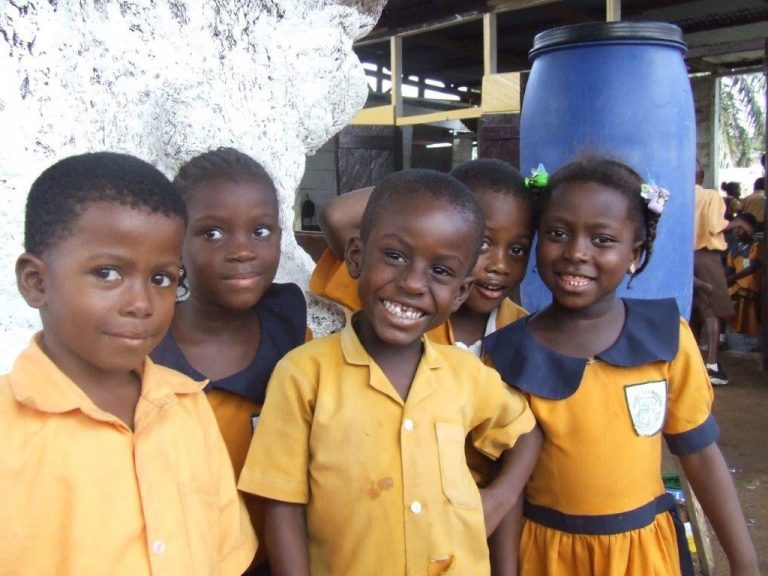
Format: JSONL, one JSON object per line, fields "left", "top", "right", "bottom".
{"left": 0, "top": 0, "right": 383, "bottom": 371}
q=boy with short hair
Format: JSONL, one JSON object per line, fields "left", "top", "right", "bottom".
{"left": 239, "top": 169, "right": 541, "bottom": 575}
{"left": 0, "top": 152, "right": 256, "bottom": 575}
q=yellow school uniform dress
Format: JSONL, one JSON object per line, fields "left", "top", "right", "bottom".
{"left": 485, "top": 299, "right": 717, "bottom": 576}
{"left": 238, "top": 318, "right": 535, "bottom": 576}
{"left": 151, "top": 282, "right": 307, "bottom": 570}
{"left": 0, "top": 335, "right": 256, "bottom": 576}
{"left": 727, "top": 240, "right": 763, "bottom": 336}
{"left": 425, "top": 298, "right": 529, "bottom": 346}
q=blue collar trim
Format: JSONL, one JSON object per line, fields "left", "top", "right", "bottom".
{"left": 484, "top": 298, "right": 680, "bottom": 399}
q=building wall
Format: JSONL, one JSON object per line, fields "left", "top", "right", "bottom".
{"left": 0, "top": 0, "right": 385, "bottom": 371}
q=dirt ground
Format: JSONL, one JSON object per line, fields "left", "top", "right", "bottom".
{"left": 696, "top": 351, "right": 767, "bottom": 575}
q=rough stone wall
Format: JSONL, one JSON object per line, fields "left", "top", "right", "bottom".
{"left": 0, "top": 0, "right": 384, "bottom": 371}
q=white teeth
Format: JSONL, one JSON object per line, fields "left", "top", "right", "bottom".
{"left": 383, "top": 300, "right": 424, "bottom": 320}
{"left": 561, "top": 274, "right": 590, "bottom": 288}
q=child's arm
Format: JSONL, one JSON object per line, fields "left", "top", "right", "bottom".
{"left": 679, "top": 443, "right": 759, "bottom": 576}
{"left": 488, "top": 496, "right": 524, "bottom": 576}
{"left": 263, "top": 499, "right": 310, "bottom": 576}
{"left": 318, "top": 187, "right": 373, "bottom": 259}
{"left": 481, "top": 425, "right": 542, "bottom": 537}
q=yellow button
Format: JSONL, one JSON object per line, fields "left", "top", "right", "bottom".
{"left": 410, "top": 501, "right": 422, "bottom": 514}
{"left": 403, "top": 419, "right": 414, "bottom": 431}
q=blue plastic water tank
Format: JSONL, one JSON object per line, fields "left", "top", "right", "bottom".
{"left": 520, "top": 22, "right": 695, "bottom": 318}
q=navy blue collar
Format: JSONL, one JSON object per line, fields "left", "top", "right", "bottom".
{"left": 484, "top": 298, "right": 680, "bottom": 399}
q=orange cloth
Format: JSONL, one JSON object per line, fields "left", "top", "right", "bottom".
{"left": 309, "top": 248, "right": 361, "bottom": 311}
{"left": 693, "top": 185, "right": 728, "bottom": 251}
{"left": 727, "top": 241, "right": 763, "bottom": 336}
{"left": 0, "top": 335, "right": 256, "bottom": 576}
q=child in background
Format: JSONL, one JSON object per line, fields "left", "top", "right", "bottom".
{"left": 151, "top": 147, "right": 307, "bottom": 574}
{"left": 485, "top": 156, "right": 759, "bottom": 576}
{"left": 314, "top": 158, "right": 537, "bottom": 351}
{"left": 239, "top": 169, "right": 542, "bottom": 575}
{"left": 1, "top": 152, "right": 256, "bottom": 575}
{"left": 726, "top": 212, "right": 763, "bottom": 337}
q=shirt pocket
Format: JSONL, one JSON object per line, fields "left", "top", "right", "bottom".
{"left": 178, "top": 481, "right": 221, "bottom": 576}
{"left": 435, "top": 422, "right": 480, "bottom": 509}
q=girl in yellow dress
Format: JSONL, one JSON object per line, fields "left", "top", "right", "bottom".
{"left": 726, "top": 213, "right": 763, "bottom": 336}
{"left": 485, "top": 156, "right": 759, "bottom": 576}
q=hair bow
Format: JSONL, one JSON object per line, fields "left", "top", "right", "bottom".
{"left": 525, "top": 163, "right": 549, "bottom": 189}
{"left": 640, "top": 181, "right": 670, "bottom": 215}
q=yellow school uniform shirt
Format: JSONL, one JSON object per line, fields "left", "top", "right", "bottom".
{"left": 485, "top": 299, "right": 717, "bottom": 576}
{"left": 238, "top": 319, "right": 535, "bottom": 576}
{"left": 0, "top": 334, "right": 256, "bottom": 576}
{"left": 694, "top": 185, "right": 728, "bottom": 251}
{"left": 741, "top": 190, "right": 765, "bottom": 223}
{"left": 426, "top": 297, "right": 528, "bottom": 346}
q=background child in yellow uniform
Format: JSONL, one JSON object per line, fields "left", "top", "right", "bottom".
{"left": 151, "top": 147, "right": 308, "bottom": 575}
{"left": 312, "top": 158, "right": 536, "bottom": 350}
{"left": 726, "top": 212, "right": 763, "bottom": 337}
{"left": 0, "top": 152, "right": 256, "bottom": 575}
{"left": 238, "top": 169, "right": 542, "bottom": 576}
{"left": 485, "top": 156, "right": 759, "bottom": 576}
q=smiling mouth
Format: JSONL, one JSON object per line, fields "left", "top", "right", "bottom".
{"left": 475, "top": 281, "right": 507, "bottom": 298}
{"left": 558, "top": 274, "right": 593, "bottom": 288}
{"left": 382, "top": 299, "right": 425, "bottom": 320}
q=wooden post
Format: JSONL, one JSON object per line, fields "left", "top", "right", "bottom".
{"left": 762, "top": 39, "right": 767, "bottom": 371}
{"left": 390, "top": 36, "right": 403, "bottom": 118}
{"left": 483, "top": 13, "right": 498, "bottom": 77}
{"left": 606, "top": 0, "right": 621, "bottom": 22}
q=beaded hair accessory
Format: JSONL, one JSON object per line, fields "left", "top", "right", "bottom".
{"left": 525, "top": 163, "right": 549, "bottom": 189}
{"left": 640, "top": 181, "right": 670, "bottom": 215}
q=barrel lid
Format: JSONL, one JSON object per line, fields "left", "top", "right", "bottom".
{"left": 530, "top": 21, "right": 686, "bottom": 60}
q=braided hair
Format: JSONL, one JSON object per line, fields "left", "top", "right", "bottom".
{"left": 538, "top": 156, "right": 660, "bottom": 286}
{"left": 173, "top": 147, "right": 276, "bottom": 201}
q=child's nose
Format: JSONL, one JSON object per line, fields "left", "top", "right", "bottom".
{"left": 399, "top": 264, "right": 427, "bottom": 294}
{"left": 563, "top": 237, "right": 590, "bottom": 262}
{"left": 486, "top": 248, "right": 509, "bottom": 273}
{"left": 226, "top": 234, "right": 256, "bottom": 262}
{"left": 122, "top": 281, "right": 153, "bottom": 318}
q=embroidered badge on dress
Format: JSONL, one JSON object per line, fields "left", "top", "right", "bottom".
{"left": 624, "top": 380, "right": 667, "bottom": 436}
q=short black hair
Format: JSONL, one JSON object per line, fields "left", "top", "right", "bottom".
{"left": 173, "top": 147, "right": 276, "bottom": 202}
{"left": 539, "top": 156, "right": 657, "bottom": 283}
{"left": 450, "top": 158, "right": 530, "bottom": 201}
{"left": 735, "top": 212, "right": 758, "bottom": 230}
{"left": 24, "top": 151, "right": 186, "bottom": 256}
{"left": 754, "top": 176, "right": 765, "bottom": 192}
{"left": 360, "top": 169, "right": 485, "bottom": 265}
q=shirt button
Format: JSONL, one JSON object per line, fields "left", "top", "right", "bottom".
{"left": 410, "top": 501, "right": 422, "bottom": 514}
{"left": 152, "top": 539, "right": 166, "bottom": 555}
{"left": 403, "top": 419, "right": 414, "bottom": 431}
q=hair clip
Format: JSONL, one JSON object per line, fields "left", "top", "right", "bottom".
{"left": 640, "top": 181, "right": 670, "bottom": 215}
{"left": 525, "top": 163, "right": 549, "bottom": 189}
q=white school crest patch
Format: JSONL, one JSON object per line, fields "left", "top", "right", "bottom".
{"left": 624, "top": 380, "right": 667, "bottom": 436}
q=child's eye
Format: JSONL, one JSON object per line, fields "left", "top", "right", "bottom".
{"left": 479, "top": 238, "right": 491, "bottom": 252}
{"left": 593, "top": 235, "right": 616, "bottom": 246}
{"left": 431, "top": 265, "right": 454, "bottom": 277}
{"left": 384, "top": 250, "right": 405, "bottom": 263}
{"left": 203, "top": 229, "right": 223, "bottom": 240}
{"left": 509, "top": 245, "right": 528, "bottom": 257}
{"left": 94, "top": 267, "right": 122, "bottom": 282}
{"left": 151, "top": 273, "right": 175, "bottom": 288}
{"left": 546, "top": 229, "right": 567, "bottom": 241}
{"left": 254, "top": 226, "right": 272, "bottom": 238}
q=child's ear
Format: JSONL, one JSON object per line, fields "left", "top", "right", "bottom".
{"left": 631, "top": 241, "right": 644, "bottom": 270}
{"left": 345, "top": 235, "right": 364, "bottom": 279}
{"left": 16, "top": 253, "right": 48, "bottom": 309}
{"left": 451, "top": 277, "right": 475, "bottom": 313}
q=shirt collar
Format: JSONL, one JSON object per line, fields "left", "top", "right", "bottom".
{"left": 484, "top": 298, "right": 680, "bottom": 399}
{"left": 340, "top": 313, "right": 442, "bottom": 371}
{"left": 9, "top": 333, "right": 204, "bottom": 416}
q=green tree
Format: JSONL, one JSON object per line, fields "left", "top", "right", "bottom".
{"left": 719, "top": 72, "right": 766, "bottom": 167}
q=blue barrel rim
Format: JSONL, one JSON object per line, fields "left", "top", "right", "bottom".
{"left": 529, "top": 21, "right": 686, "bottom": 61}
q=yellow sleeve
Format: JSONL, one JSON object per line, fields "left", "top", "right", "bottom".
{"left": 665, "top": 319, "right": 714, "bottom": 434}
{"left": 238, "top": 357, "right": 315, "bottom": 504}
{"left": 309, "top": 248, "right": 362, "bottom": 311}
{"left": 706, "top": 193, "right": 728, "bottom": 236}
{"left": 468, "top": 365, "right": 535, "bottom": 460}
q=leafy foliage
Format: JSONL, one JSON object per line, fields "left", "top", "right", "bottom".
{"left": 719, "top": 73, "right": 766, "bottom": 167}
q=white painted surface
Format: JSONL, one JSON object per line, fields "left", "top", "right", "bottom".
{"left": 0, "top": 0, "right": 384, "bottom": 371}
